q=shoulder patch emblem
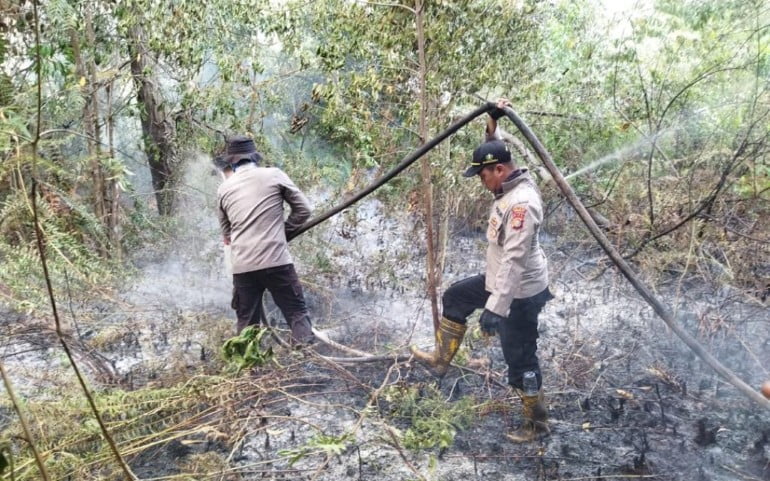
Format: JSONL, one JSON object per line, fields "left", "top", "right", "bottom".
{"left": 511, "top": 206, "right": 527, "bottom": 230}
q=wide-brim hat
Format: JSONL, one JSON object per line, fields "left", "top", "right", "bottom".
{"left": 224, "top": 135, "right": 263, "bottom": 165}
{"left": 463, "top": 140, "right": 512, "bottom": 177}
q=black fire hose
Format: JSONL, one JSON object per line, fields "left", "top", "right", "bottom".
{"left": 287, "top": 103, "right": 492, "bottom": 241}
{"left": 262, "top": 103, "right": 491, "bottom": 349}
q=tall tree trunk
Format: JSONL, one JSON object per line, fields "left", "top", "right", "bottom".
{"left": 127, "top": 20, "right": 176, "bottom": 216}
{"left": 83, "top": 5, "right": 106, "bottom": 225}
{"left": 71, "top": 9, "right": 109, "bottom": 255}
{"left": 436, "top": 138, "right": 451, "bottom": 278}
{"left": 415, "top": 0, "right": 440, "bottom": 332}
{"left": 106, "top": 80, "right": 122, "bottom": 260}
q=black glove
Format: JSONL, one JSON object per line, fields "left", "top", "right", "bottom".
{"left": 489, "top": 107, "right": 506, "bottom": 120}
{"left": 479, "top": 309, "right": 505, "bottom": 336}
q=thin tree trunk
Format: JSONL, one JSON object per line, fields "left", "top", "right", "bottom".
{"left": 436, "top": 138, "right": 451, "bottom": 277}
{"left": 71, "top": 19, "right": 107, "bottom": 240}
{"left": 84, "top": 5, "right": 107, "bottom": 227}
{"left": 106, "top": 81, "right": 122, "bottom": 260}
{"left": 415, "top": 0, "right": 440, "bottom": 332}
{"left": 127, "top": 16, "right": 176, "bottom": 216}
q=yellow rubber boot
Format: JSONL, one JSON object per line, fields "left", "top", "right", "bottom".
{"left": 506, "top": 388, "right": 549, "bottom": 443}
{"left": 410, "top": 317, "right": 467, "bottom": 377}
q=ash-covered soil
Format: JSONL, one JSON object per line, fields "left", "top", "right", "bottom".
{"left": 184, "top": 263, "right": 768, "bottom": 481}
{"left": 2, "top": 186, "right": 768, "bottom": 480}
{"left": 122, "top": 259, "right": 770, "bottom": 481}
{"left": 125, "top": 197, "right": 770, "bottom": 481}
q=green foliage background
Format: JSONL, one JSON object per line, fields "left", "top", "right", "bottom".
{"left": 1, "top": 0, "right": 767, "bottom": 302}
{"left": 0, "top": 0, "right": 768, "bottom": 478}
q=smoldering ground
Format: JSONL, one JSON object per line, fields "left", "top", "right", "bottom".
{"left": 1, "top": 149, "right": 768, "bottom": 480}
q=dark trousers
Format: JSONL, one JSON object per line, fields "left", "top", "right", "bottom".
{"left": 232, "top": 264, "right": 309, "bottom": 334}
{"left": 443, "top": 274, "right": 553, "bottom": 390}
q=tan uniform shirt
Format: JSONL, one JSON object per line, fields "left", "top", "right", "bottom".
{"left": 217, "top": 164, "right": 311, "bottom": 274}
{"left": 484, "top": 170, "right": 549, "bottom": 316}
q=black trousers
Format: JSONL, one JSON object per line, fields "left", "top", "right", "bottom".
{"left": 443, "top": 274, "right": 553, "bottom": 390}
{"left": 232, "top": 263, "right": 309, "bottom": 334}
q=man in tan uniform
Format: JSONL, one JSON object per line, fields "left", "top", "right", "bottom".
{"left": 216, "top": 136, "right": 315, "bottom": 345}
{"left": 412, "top": 104, "right": 553, "bottom": 441}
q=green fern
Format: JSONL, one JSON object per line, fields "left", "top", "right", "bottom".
{"left": 221, "top": 326, "right": 274, "bottom": 372}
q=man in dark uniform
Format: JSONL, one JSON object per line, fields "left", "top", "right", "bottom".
{"left": 411, "top": 102, "right": 553, "bottom": 441}
{"left": 216, "top": 135, "right": 315, "bottom": 345}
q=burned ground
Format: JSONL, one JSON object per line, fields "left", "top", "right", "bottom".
{"left": 121, "top": 240, "right": 770, "bottom": 481}
{"left": 1, "top": 194, "right": 768, "bottom": 480}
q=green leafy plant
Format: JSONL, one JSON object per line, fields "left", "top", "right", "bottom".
{"left": 279, "top": 433, "right": 350, "bottom": 466}
{"left": 221, "top": 326, "right": 274, "bottom": 372}
{"left": 384, "top": 384, "right": 476, "bottom": 451}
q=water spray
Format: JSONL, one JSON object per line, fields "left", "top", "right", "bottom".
{"left": 565, "top": 106, "right": 713, "bottom": 181}
{"left": 564, "top": 128, "right": 669, "bottom": 181}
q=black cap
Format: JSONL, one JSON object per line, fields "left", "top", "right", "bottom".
{"left": 463, "top": 140, "right": 512, "bottom": 177}
{"left": 224, "top": 135, "right": 262, "bottom": 165}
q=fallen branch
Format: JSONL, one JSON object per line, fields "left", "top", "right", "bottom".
{"left": 267, "top": 324, "right": 410, "bottom": 364}
{"left": 323, "top": 354, "right": 412, "bottom": 363}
